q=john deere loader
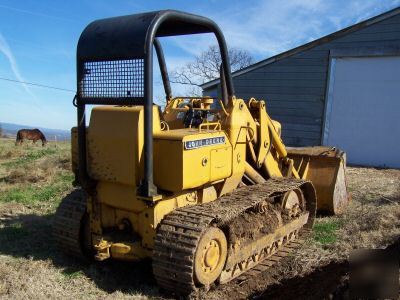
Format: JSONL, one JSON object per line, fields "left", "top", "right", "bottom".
{"left": 54, "top": 10, "right": 349, "bottom": 294}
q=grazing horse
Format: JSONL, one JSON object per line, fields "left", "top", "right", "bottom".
{"left": 15, "top": 129, "right": 47, "bottom": 146}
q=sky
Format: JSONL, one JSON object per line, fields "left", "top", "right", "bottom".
{"left": 0, "top": 0, "right": 399, "bottom": 130}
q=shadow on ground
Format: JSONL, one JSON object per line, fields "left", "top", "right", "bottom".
{"left": 252, "top": 237, "right": 400, "bottom": 300}
{"left": 252, "top": 261, "right": 349, "bottom": 300}
{"left": 0, "top": 212, "right": 161, "bottom": 298}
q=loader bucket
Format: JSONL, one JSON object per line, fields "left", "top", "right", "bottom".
{"left": 287, "top": 146, "right": 350, "bottom": 215}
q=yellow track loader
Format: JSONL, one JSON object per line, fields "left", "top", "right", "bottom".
{"left": 54, "top": 10, "right": 349, "bottom": 294}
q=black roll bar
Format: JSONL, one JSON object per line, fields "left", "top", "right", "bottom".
{"left": 76, "top": 10, "right": 235, "bottom": 198}
{"left": 154, "top": 38, "right": 172, "bottom": 101}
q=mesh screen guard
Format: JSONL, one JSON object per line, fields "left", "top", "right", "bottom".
{"left": 78, "top": 59, "right": 144, "bottom": 104}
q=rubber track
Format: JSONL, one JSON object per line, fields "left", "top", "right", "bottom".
{"left": 153, "top": 178, "right": 315, "bottom": 295}
{"left": 53, "top": 189, "right": 87, "bottom": 259}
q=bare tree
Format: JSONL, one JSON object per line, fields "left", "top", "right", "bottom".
{"left": 170, "top": 45, "right": 253, "bottom": 96}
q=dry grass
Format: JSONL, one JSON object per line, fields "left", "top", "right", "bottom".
{"left": 212, "top": 167, "right": 400, "bottom": 300}
{"left": 283, "top": 166, "right": 400, "bottom": 279}
{"left": 0, "top": 138, "right": 160, "bottom": 299}
{"left": 0, "top": 136, "right": 398, "bottom": 299}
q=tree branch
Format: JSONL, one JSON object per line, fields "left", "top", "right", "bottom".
{"left": 169, "top": 44, "right": 254, "bottom": 94}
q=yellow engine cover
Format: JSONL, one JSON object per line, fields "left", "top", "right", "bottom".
{"left": 154, "top": 129, "right": 233, "bottom": 192}
{"left": 72, "top": 105, "right": 233, "bottom": 194}
{"left": 86, "top": 105, "right": 161, "bottom": 186}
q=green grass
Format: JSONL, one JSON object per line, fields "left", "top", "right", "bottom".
{"left": 313, "top": 220, "right": 341, "bottom": 245}
{"left": 2, "top": 148, "right": 57, "bottom": 167}
{"left": 61, "top": 270, "right": 84, "bottom": 280}
{"left": 0, "top": 138, "right": 73, "bottom": 206}
{"left": 0, "top": 173, "right": 74, "bottom": 205}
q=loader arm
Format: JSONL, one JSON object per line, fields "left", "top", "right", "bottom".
{"left": 239, "top": 98, "right": 349, "bottom": 214}
{"left": 163, "top": 95, "right": 349, "bottom": 214}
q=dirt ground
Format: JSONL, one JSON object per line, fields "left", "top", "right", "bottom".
{"left": 0, "top": 137, "right": 399, "bottom": 299}
{"left": 204, "top": 167, "right": 400, "bottom": 300}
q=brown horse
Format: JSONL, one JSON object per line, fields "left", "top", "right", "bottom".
{"left": 15, "top": 129, "right": 47, "bottom": 146}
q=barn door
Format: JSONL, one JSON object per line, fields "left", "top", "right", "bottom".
{"left": 323, "top": 56, "right": 400, "bottom": 168}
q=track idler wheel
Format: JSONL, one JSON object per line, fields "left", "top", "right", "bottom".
{"left": 194, "top": 227, "right": 227, "bottom": 286}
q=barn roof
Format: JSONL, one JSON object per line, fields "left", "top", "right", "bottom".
{"left": 201, "top": 6, "right": 400, "bottom": 90}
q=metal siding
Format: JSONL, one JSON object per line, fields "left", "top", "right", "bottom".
{"left": 353, "top": 23, "right": 400, "bottom": 34}
{"left": 236, "top": 72, "right": 326, "bottom": 80}
{"left": 248, "top": 65, "right": 327, "bottom": 73}
{"left": 234, "top": 79, "right": 326, "bottom": 88}
{"left": 203, "top": 13, "right": 400, "bottom": 147}
{"left": 235, "top": 86, "right": 326, "bottom": 95}
{"left": 267, "top": 100, "right": 324, "bottom": 109}
{"left": 334, "top": 31, "right": 400, "bottom": 43}
{"left": 240, "top": 94, "right": 323, "bottom": 102}
{"left": 203, "top": 88, "right": 217, "bottom": 97}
